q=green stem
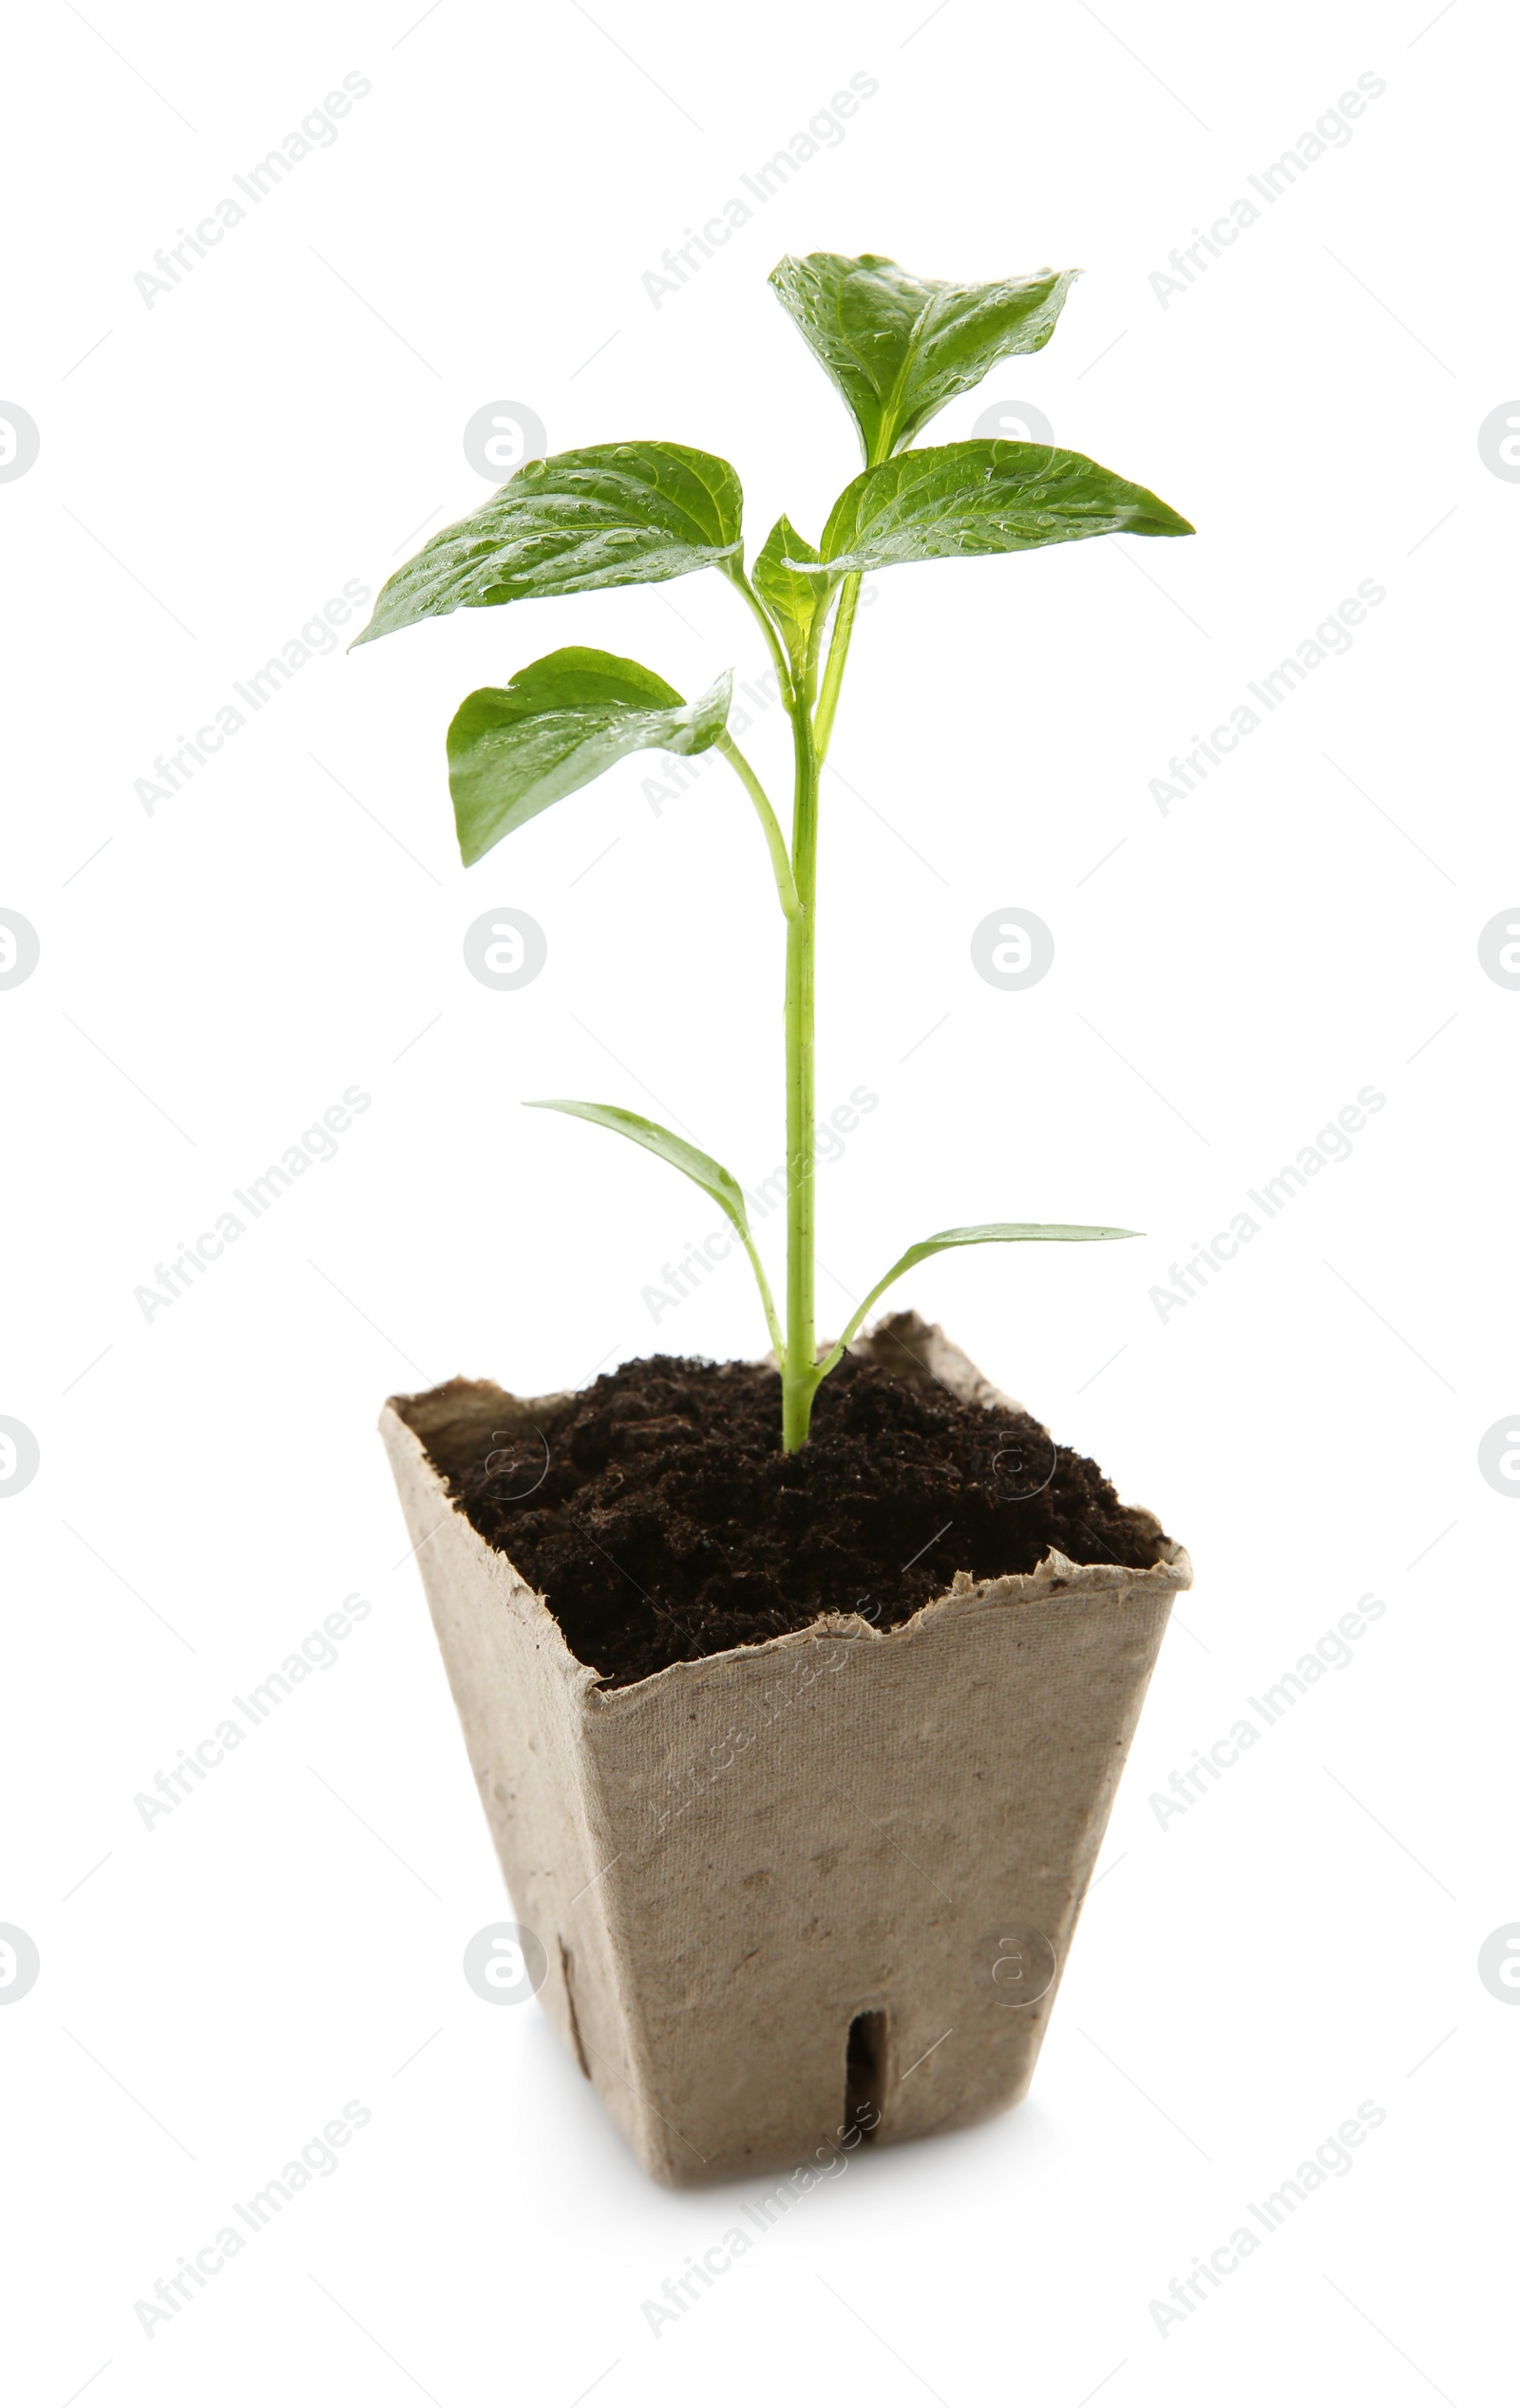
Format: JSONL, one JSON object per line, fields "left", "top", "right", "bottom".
{"left": 815, "top": 414, "right": 898, "bottom": 758}
{"left": 781, "top": 697, "right": 820, "bottom": 1450}
{"left": 725, "top": 562, "right": 796, "bottom": 711}
{"left": 776, "top": 556, "right": 869, "bottom": 1445}
{"left": 724, "top": 551, "right": 864, "bottom": 1444}
{"left": 811, "top": 570, "right": 861, "bottom": 760}
{"left": 716, "top": 732, "right": 800, "bottom": 920}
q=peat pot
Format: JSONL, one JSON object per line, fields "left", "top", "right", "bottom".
{"left": 380, "top": 1314, "right": 1191, "bottom": 2186}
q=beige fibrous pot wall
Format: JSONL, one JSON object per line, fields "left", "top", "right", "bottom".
{"left": 382, "top": 1316, "right": 1190, "bottom": 2186}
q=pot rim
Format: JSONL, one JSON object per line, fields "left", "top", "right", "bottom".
{"left": 381, "top": 1320, "right": 1191, "bottom": 1706}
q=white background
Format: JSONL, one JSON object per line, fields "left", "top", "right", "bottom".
{"left": 3, "top": 1, "right": 1514, "bottom": 2400}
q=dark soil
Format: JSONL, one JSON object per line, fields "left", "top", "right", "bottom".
{"left": 417, "top": 1352, "right": 1168, "bottom": 1689}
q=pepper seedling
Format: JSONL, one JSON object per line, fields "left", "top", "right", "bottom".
{"left": 354, "top": 252, "right": 1193, "bottom": 1449}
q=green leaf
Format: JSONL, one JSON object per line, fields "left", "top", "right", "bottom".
{"left": 447, "top": 648, "right": 732, "bottom": 867}
{"left": 800, "top": 441, "right": 1192, "bottom": 582}
{"left": 523, "top": 1101, "right": 755, "bottom": 1242}
{"left": 353, "top": 443, "right": 744, "bottom": 646}
{"left": 751, "top": 515, "right": 826, "bottom": 673}
{"left": 769, "top": 252, "right": 1078, "bottom": 462}
{"left": 821, "top": 1221, "right": 1137, "bottom": 1376}
{"left": 525, "top": 1100, "right": 784, "bottom": 1359}
{"left": 865, "top": 1220, "right": 1137, "bottom": 1285}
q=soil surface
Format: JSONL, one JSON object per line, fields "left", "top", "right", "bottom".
{"left": 428, "top": 1352, "right": 1168, "bottom": 1689}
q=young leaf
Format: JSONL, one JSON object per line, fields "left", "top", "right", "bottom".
{"left": 353, "top": 443, "right": 744, "bottom": 646}
{"left": 794, "top": 441, "right": 1192, "bottom": 582}
{"left": 524, "top": 1099, "right": 784, "bottom": 1359}
{"left": 526, "top": 1099, "right": 750, "bottom": 1230}
{"left": 770, "top": 253, "right": 1078, "bottom": 462}
{"left": 447, "top": 648, "right": 732, "bottom": 867}
{"left": 751, "top": 515, "right": 826, "bottom": 673}
{"left": 818, "top": 1222, "right": 1138, "bottom": 1378}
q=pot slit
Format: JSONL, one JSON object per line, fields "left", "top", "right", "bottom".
{"left": 558, "top": 1938, "right": 591, "bottom": 2079}
{"left": 845, "top": 2008, "right": 888, "bottom": 2142}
